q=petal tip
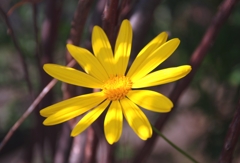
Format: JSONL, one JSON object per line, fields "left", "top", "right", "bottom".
{"left": 39, "top": 110, "right": 45, "bottom": 117}
{"left": 106, "top": 136, "right": 117, "bottom": 145}
{"left": 162, "top": 99, "right": 173, "bottom": 112}
{"left": 93, "top": 25, "right": 102, "bottom": 33}
{"left": 71, "top": 130, "right": 78, "bottom": 137}
{"left": 43, "top": 63, "right": 54, "bottom": 72}
{"left": 106, "top": 139, "right": 114, "bottom": 145}
{"left": 138, "top": 127, "right": 152, "bottom": 140}
{"left": 160, "top": 31, "right": 168, "bottom": 38}
{"left": 182, "top": 65, "right": 192, "bottom": 75}
{"left": 43, "top": 64, "right": 49, "bottom": 69}
{"left": 169, "top": 101, "right": 174, "bottom": 110}
{"left": 187, "top": 65, "right": 192, "bottom": 72}
{"left": 122, "top": 19, "right": 131, "bottom": 26}
{"left": 66, "top": 44, "right": 76, "bottom": 52}
{"left": 43, "top": 119, "right": 50, "bottom": 126}
{"left": 173, "top": 38, "right": 180, "bottom": 44}
{"left": 66, "top": 43, "right": 73, "bottom": 48}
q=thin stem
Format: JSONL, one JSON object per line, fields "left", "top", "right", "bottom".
{"left": 0, "top": 59, "right": 76, "bottom": 152}
{"left": 152, "top": 126, "right": 199, "bottom": 163}
{"left": 133, "top": 0, "right": 239, "bottom": 162}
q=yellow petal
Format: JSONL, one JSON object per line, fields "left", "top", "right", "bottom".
{"left": 43, "top": 64, "right": 103, "bottom": 88}
{"left": 132, "top": 65, "right": 191, "bottom": 88}
{"left": 114, "top": 20, "right": 132, "bottom": 75}
{"left": 71, "top": 100, "right": 110, "bottom": 137}
{"left": 43, "top": 108, "right": 88, "bottom": 125}
{"left": 127, "top": 90, "right": 173, "bottom": 113}
{"left": 67, "top": 44, "right": 109, "bottom": 81}
{"left": 92, "top": 26, "right": 115, "bottom": 76}
{"left": 127, "top": 32, "right": 168, "bottom": 78}
{"left": 128, "top": 38, "right": 180, "bottom": 82}
{"left": 104, "top": 100, "right": 123, "bottom": 144}
{"left": 40, "top": 92, "right": 105, "bottom": 117}
{"left": 120, "top": 98, "right": 152, "bottom": 140}
{"left": 42, "top": 93, "right": 106, "bottom": 125}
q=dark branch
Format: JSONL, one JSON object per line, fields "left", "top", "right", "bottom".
{"left": 130, "top": 0, "right": 162, "bottom": 58}
{"left": 0, "top": 79, "right": 57, "bottom": 152}
{"left": 82, "top": 127, "right": 99, "bottom": 163}
{"left": 63, "top": 0, "right": 94, "bottom": 99}
{"left": 102, "top": 0, "right": 119, "bottom": 47}
{"left": 93, "top": 1, "right": 120, "bottom": 163}
{"left": 0, "top": 6, "right": 33, "bottom": 95}
{"left": 133, "top": 0, "right": 239, "bottom": 162}
{"left": 61, "top": 0, "right": 95, "bottom": 162}
{"left": 218, "top": 100, "right": 240, "bottom": 162}
{"left": 0, "top": 59, "right": 76, "bottom": 152}
{"left": 37, "top": 0, "right": 63, "bottom": 162}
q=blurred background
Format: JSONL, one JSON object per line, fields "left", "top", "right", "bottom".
{"left": 0, "top": 0, "right": 240, "bottom": 163}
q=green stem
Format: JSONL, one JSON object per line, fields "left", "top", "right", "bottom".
{"left": 152, "top": 125, "right": 199, "bottom": 163}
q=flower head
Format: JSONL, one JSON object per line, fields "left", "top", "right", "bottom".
{"left": 40, "top": 20, "right": 191, "bottom": 144}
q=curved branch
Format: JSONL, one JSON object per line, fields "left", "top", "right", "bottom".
{"left": 133, "top": 0, "right": 240, "bottom": 162}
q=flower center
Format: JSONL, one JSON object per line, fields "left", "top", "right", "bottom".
{"left": 102, "top": 76, "right": 132, "bottom": 101}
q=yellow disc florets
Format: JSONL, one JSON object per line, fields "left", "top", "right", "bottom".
{"left": 102, "top": 76, "right": 132, "bottom": 101}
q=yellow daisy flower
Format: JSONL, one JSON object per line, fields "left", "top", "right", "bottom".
{"left": 40, "top": 20, "right": 191, "bottom": 144}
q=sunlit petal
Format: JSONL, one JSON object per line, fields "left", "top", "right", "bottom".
{"left": 132, "top": 65, "right": 191, "bottom": 88}
{"left": 128, "top": 38, "right": 180, "bottom": 82}
{"left": 71, "top": 100, "right": 110, "bottom": 137}
{"left": 43, "top": 64, "right": 103, "bottom": 88}
{"left": 92, "top": 26, "right": 115, "bottom": 76}
{"left": 127, "top": 32, "right": 168, "bottom": 78}
{"left": 40, "top": 92, "right": 105, "bottom": 117}
{"left": 127, "top": 90, "right": 173, "bottom": 112}
{"left": 104, "top": 100, "right": 123, "bottom": 144}
{"left": 120, "top": 98, "right": 152, "bottom": 140}
{"left": 40, "top": 19, "right": 193, "bottom": 144}
{"left": 114, "top": 20, "right": 132, "bottom": 75}
{"left": 67, "top": 44, "right": 109, "bottom": 81}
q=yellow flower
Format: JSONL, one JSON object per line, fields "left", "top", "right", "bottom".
{"left": 40, "top": 20, "right": 191, "bottom": 144}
